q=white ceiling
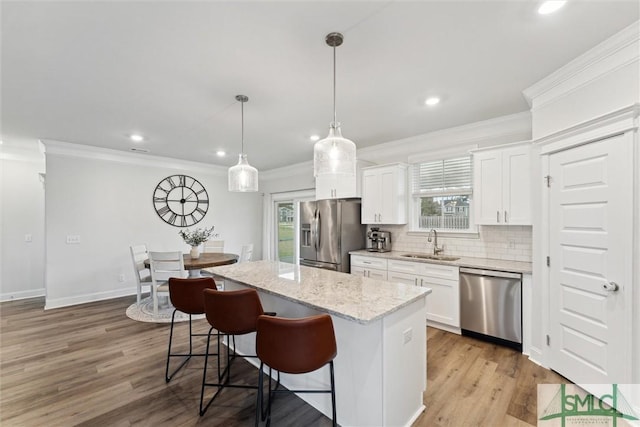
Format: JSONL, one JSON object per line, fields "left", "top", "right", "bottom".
{"left": 2, "top": 1, "right": 638, "bottom": 170}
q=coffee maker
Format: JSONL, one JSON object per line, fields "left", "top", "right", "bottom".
{"left": 367, "top": 227, "right": 391, "bottom": 252}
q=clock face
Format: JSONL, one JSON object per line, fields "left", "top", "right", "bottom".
{"left": 153, "top": 175, "right": 209, "bottom": 227}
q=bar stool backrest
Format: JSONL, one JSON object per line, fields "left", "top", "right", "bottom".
{"left": 203, "top": 288, "right": 264, "bottom": 335}
{"left": 168, "top": 277, "right": 217, "bottom": 315}
{"left": 256, "top": 314, "right": 337, "bottom": 374}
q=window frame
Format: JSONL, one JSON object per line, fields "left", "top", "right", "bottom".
{"left": 408, "top": 156, "right": 478, "bottom": 237}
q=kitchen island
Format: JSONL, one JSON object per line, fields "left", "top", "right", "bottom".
{"left": 207, "top": 260, "right": 431, "bottom": 427}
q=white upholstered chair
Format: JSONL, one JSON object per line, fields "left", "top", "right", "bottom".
{"left": 202, "top": 240, "right": 224, "bottom": 253}
{"left": 239, "top": 243, "right": 254, "bottom": 263}
{"left": 130, "top": 244, "right": 152, "bottom": 305}
{"left": 148, "top": 251, "right": 187, "bottom": 316}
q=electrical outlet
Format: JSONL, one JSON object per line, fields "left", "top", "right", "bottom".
{"left": 66, "top": 235, "right": 81, "bottom": 244}
{"left": 403, "top": 328, "right": 413, "bottom": 344}
{"left": 24, "top": 234, "right": 32, "bottom": 242}
{"left": 118, "top": 274, "right": 125, "bottom": 282}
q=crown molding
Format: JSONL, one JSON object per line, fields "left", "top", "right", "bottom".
{"left": 41, "top": 139, "right": 228, "bottom": 177}
{"left": 260, "top": 160, "right": 313, "bottom": 181}
{"left": 356, "top": 111, "right": 531, "bottom": 164}
{"left": 523, "top": 21, "right": 640, "bottom": 108}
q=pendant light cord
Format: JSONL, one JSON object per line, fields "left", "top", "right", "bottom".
{"left": 333, "top": 44, "right": 337, "bottom": 126}
{"left": 241, "top": 100, "right": 244, "bottom": 154}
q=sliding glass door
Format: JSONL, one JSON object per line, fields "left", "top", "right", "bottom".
{"left": 275, "top": 201, "right": 295, "bottom": 263}
{"left": 272, "top": 191, "right": 314, "bottom": 264}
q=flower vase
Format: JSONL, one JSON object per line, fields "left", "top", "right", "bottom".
{"left": 190, "top": 245, "right": 200, "bottom": 259}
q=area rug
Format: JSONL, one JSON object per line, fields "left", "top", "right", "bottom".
{"left": 125, "top": 297, "right": 206, "bottom": 323}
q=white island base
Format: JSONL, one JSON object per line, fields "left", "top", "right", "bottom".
{"left": 225, "top": 279, "right": 428, "bottom": 427}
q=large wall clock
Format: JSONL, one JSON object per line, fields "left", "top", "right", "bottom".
{"left": 153, "top": 174, "right": 209, "bottom": 227}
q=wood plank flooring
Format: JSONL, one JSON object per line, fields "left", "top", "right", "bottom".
{"left": 0, "top": 296, "right": 568, "bottom": 426}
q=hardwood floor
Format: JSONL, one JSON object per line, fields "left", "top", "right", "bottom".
{"left": 0, "top": 296, "right": 568, "bottom": 426}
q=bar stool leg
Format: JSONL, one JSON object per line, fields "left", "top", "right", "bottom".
{"left": 330, "top": 361, "right": 337, "bottom": 427}
{"left": 199, "top": 326, "right": 215, "bottom": 416}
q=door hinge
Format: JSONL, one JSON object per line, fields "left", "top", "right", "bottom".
{"left": 546, "top": 256, "right": 550, "bottom": 267}
{"left": 546, "top": 335, "right": 550, "bottom": 346}
{"left": 545, "top": 175, "right": 552, "bottom": 187}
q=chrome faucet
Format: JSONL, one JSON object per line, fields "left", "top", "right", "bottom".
{"left": 427, "top": 229, "right": 444, "bottom": 255}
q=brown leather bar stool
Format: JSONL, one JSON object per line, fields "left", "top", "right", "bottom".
{"left": 255, "top": 314, "right": 337, "bottom": 427}
{"left": 165, "top": 277, "right": 217, "bottom": 382}
{"left": 200, "top": 288, "right": 268, "bottom": 416}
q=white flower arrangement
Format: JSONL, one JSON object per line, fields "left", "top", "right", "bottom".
{"left": 179, "top": 226, "right": 215, "bottom": 247}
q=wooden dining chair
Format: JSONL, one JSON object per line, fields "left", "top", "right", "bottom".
{"left": 148, "top": 251, "right": 187, "bottom": 316}
{"left": 130, "top": 244, "right": 152, "bottom": 305}
{"left": 203, "top": 240, "right": 225, "bottom": 253}
{"left": 202, "top": 240, "right": 225, "bottom": 287}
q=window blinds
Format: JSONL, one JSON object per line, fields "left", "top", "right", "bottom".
{"left": 412, "top": 156, "right": 472, "bottom": 197}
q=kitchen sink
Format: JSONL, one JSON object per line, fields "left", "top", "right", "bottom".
{"left": 400, "top": 254, "right": 460, "bottom": 261}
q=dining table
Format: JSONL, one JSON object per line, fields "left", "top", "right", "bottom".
{"left": 145, "top": 252, "right": 238, "bottom": 277}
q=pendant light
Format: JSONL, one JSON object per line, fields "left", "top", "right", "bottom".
{"left": 228, "top": 94, "right": 258, "bottom": 192}
{"left": 313, "top": 32, "right": 356, "bottom": 177}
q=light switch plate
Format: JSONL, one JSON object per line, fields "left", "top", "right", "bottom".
{"left": 66, "top": 235, "right": 81, "bottom": 244}
{"left": 24, "top": 234, "right": 32, "bottom": 242}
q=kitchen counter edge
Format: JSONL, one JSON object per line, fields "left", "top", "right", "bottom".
{"left": 350, "top": 250, "right": 532, "bottom": 274}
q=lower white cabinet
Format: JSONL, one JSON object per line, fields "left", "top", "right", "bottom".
{"left": 387, "top": 259, "right": 460, "bottom": 331}
{"left": 350, "top": 255, "right": 388, "bottom": 280}
{"left": 351, "top": 265, "right": 388, "bottom": 280}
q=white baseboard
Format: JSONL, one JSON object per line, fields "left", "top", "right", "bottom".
{"left": 0, "top": 288, "right": 46, "bottom": 302}
{"left": 427, "top": 320, "right": 461, "bottom": 335}
{"left": 44, "top": 287, "right": 136, "bottom": 310}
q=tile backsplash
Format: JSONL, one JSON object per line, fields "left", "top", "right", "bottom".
{"left": 379, "top": 225, "right": 532, "bottom": 263}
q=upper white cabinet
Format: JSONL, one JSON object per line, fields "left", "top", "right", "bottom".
{"left": 315, "top": 160, "right": 374, "bottom": 200}
{"left": 361, "top": 163, "right": 407, "bottom": 224}
{"left": 315, "top": 174, "right": 357, "bottom": 200}
{"left": 473, "top": 143, "right": 532, "bottom": 225}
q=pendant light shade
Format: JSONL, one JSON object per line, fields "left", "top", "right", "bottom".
{"left": 228, "top": 95, "right": 258, "bottom": 192}
{"left": 314, "top": 32, "right": 356, "bottom": 177}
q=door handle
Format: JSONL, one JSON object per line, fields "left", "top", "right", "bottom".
{"left": 603, "top": 281, "right": 619, "bottom": 292}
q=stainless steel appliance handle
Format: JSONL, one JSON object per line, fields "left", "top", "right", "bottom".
{"left": 459, "top": 267, "right": 521, "bottom": 280}
{"left": 315, "top": 210, "right": 321, "bottom": 250}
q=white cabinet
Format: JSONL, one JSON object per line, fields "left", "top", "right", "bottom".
{"left": 473, "top": 143, "right": 531, "bottom": 225}
{"left": 361, "top": 164, "right": 407, "bottom": 224}
{"left": 387, "top": 259, "right": 460, "bottom": 331}
{"left": 350, "top": 255, "right": 388, "bottom": 280}
{"left": 315, "top": 174, "right": 357, "bottom": 200}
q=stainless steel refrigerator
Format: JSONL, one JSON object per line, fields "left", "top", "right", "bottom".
{"left": 299, "top": 198, "right": 366, "bottom": 272}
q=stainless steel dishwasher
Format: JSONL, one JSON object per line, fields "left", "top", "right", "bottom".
{"left": 459, "top": 267, "right": 522, "bottom": 351}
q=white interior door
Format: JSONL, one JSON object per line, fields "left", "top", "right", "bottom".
{"left": 548, "top": 133, "right": 633, "bottom": 384}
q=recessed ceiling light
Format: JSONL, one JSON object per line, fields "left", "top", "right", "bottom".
{"left": 425, "top": 97, "right": 440, "bottom": 106}
{"left": 310, "top": 135, "right": 320, "bottom": 142}
{"left": 538, "top": 1, "right": 566, "bottom": 15}
{"left": 130, "top": 134, "right": 144, "bottom": 142}
{"left": 216, "top": 150, "right": 226, "bottom": 157}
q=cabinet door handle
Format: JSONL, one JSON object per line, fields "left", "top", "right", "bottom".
{"left": 497, "top": 211, "right": 500, "bottom": 223}
{"left": 414, "top": 278, "right": 418, "bottom": 286}
{"left": 420, "top": 278, "right": 424, "bottom": 286}
{"left": 504, "top": 210, "right": 508, "bottom": 223}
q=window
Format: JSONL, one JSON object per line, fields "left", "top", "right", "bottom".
{"left": 411, "top": 156, "right": 474, "bottom": 232}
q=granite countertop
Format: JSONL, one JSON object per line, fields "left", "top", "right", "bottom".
{"left": 207, "top": 260, "right": 431, "bottom": 325}
{"left": 350, "top": 249, "right": 533, "bottom": 274}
